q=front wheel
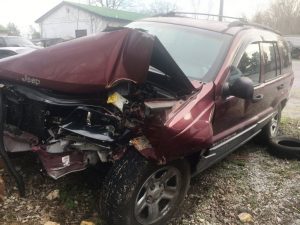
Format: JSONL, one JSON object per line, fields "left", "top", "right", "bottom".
{"left": 100, "top": 150, "right": 190, "bottom": 225}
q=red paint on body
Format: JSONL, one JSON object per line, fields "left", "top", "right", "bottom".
{"left": 0, "top": 29, "right": 154, "bottom": 93}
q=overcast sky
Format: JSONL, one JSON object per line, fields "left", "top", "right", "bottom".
{"left": 0, "top": 0, "right": 271, "bottom": 36}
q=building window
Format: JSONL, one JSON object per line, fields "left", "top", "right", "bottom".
{"left": 75, "top": 29, "right": 87, "bottom": 38}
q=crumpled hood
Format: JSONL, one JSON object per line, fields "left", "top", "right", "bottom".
{"left": 0, "top": 28, "right": 194, "bottom": 95}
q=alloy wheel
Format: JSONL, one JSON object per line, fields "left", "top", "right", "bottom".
{"left": 134, "top": 166, "right": 182, "bottom": 225}
{"left": 270, "top": 112, "right": 279, "bottom": 137}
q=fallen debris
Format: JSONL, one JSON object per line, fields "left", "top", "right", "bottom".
{"left": 238, "top": 212, "right": 254, "bottom": 223}
{"left": 0, "top": 159, "right": 4, "bottom": 202}
{"left": 44, "top": 221, "right": 60, "bottom": 225}
{"left": 80, "top": 221, "right": 96, "bottom": 225}
{"left": 0, "top": 175, "right": 5, "bottom": 202}
{"left": 46, "top": 189, "right": 60, "bottom": 200}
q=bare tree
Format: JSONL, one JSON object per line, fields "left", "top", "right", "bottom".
{"left": 92, "top": 0, "right": 129, "bottom": 9}
{"left": 252, "top": 0, "right": 300, "bottom": 34}
{"left": 191, "top": 0, "right": 201, "bottom": 13}
{"left": 146, "top": 0, "right": 177, "bottom": 15}
{"left": 6, "top": 23, "right": 20, "bottom": 36}
{"left": 29, "top": 26, "right": 41, "bottom": 39}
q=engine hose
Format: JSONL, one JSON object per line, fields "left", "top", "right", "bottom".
{"left": 0, "top": 86, "right": 25, "bottom": 197}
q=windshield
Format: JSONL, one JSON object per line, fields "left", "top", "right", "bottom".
{"left": 4, "top": 37, "right": 35, "bottom": 47}
{"left": 127, "top": 21, "right": 232, "bottom": 82}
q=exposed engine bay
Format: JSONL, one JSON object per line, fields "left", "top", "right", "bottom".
{"left": 0, "top": 28, "right": 211, "bottom": 197}
{"left": 3, "top": 80, "right": 182, "bottom": 179}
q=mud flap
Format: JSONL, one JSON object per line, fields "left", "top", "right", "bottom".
{"left": 36, "top": 148, "right": 87, "bottom": 180}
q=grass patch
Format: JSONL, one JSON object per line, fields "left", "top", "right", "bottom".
{"left": 230, "top": 159, "right": 246, "bottom": 167}
{"left": 60, "top": 187, "right": 77, "bottom": 209}
{"left": 289, "top": 161, "right": 300, "bottom": 171}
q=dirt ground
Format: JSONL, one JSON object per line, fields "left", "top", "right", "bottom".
{"left": 0, "top": 61, "right": 299, "bottom": 225}
{"left": 0, "top": 119, "right": 299, "bottom": 225}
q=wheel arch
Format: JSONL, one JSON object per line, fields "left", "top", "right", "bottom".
{"left": 281, "top": 98, "right": 288, "bottom": 109}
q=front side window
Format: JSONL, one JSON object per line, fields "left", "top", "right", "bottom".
{"left": 229, "top": 43, "right": 261, "bottom": 85}
{"left": 262, "top": 42, "right": 277, "bottom": 81}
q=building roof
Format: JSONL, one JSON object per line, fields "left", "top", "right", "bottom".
{"left": 36, "top": 1, "right": 147, "bottom": 23}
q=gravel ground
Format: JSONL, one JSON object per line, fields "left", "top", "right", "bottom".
{"left": 0, "top": 118, "right": 299, "bottom": 225}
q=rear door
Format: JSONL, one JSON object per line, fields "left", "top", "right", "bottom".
{"left": 257, "top": 39, "right": 293, "bottom": 117}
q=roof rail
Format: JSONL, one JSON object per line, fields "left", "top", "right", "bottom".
{"left": 157, "top": 11, "right": 243, "bottom": 21}
{"left": 228, "top": 20, "right": 281, "bottom": 34}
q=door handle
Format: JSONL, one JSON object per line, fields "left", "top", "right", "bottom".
{"left": 277, "top": 84, "right": 284, "bottom": 90}
{"left": 252, "top": 94, "right": 264, "bottom": 103}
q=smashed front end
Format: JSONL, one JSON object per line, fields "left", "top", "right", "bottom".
{"left": 0, "top": 28, "right": 213, "bottom": 195}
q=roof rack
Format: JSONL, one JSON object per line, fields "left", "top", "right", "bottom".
{"left": 156, "top": 11, "right": 281, "bottom": 35}
{"left": 158, "top": 11, "right": 243, "bottom": 21}
{"left": 228, "top": 20, "right": 281, "bottom": 34}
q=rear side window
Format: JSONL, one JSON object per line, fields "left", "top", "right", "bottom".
{"left": 262, "top": 42, "right": 277, "bottom": 81}
{"left": 278, "top": 40, "right": 292, "bottom": 74}
{"left": 236, "top": 43, "right": 261, "bottom": 85}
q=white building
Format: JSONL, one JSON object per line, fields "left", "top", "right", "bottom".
{"left": 35, "top": 1, "right": 146, "bottom": 39}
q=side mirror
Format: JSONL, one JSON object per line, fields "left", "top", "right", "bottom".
{"left": 230, "top": 77, "right": 254, "bottom": 99}
{"left": 223, "top": 77, "right": 254, "bottom": 100}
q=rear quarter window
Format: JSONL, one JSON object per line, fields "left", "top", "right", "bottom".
{"left": 278, "top": 40, "right": 292, "bottom": 74}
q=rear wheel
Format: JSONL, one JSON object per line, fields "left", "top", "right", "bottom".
{"left": 100, "top": 150, "right": 190, "bottom": 225}
{"left": 257, "top": 105, "right": 282, "bottom": 143}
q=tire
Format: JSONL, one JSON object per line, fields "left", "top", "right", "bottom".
{"left": 100, "top": 150, "right": 190, "bottom": 225}
{"left": 257, "top": 105, "right": 282, "bottom": 143}
{"left": 268, "top": 136, "right": 300, "bottom": 159}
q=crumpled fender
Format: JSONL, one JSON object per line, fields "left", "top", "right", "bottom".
{"left": 133, "top": 82, "right": 215, "bottom": 163}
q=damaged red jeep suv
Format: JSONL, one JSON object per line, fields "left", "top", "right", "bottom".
{"left": 0, "top": 17, "right": 293, "bottom": 225}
